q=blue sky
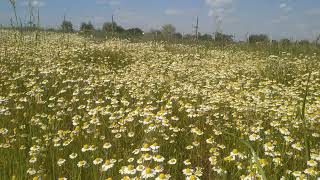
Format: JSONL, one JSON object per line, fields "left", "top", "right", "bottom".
{"left": 1, "top": 0, "right": 320, "bottom": 40}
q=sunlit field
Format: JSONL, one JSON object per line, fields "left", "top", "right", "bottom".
{"left": 0, "top": 30, "right": 319, "bottom": 180}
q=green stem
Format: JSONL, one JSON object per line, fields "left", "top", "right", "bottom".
{"left": 300, "top": 71, "right": 311, "bottom": 166}
{"left": 222, "top": 130, "right": 268, "bottom": 180}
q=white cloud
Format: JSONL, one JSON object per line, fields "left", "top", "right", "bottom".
{"left": 279, "top": 3, "right": 292, "bottom": 12}
{"left": 164, "top": 9, "right": 183, "bottom": 16}
{"left": 206, "top": 0, "right": 234, "bottom": 21}
{"left": 208, "top": 7, "right": 234, "bottom": 18}
{"left": 21, "top": 0, "right": 45, "bottom": 7}
{"left": 205, "top": 0, "right": 233, "bottom": 7}
{"left": 109, "top": 1, "right": 121, "bottom": 6}
{"left": 280, "top": 3, "right": 287, "bottom": 9}
{"left": 96, "top": 0, "right": 120, "bottom": 6}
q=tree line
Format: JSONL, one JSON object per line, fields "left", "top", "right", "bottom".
{"left": 60, "top": 20, "right": 316, "bottom": 45}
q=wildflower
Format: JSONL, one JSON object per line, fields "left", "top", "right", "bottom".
{"left": 150, "top": 142, "right": 160, "bottom": 151}
{"left": 101, "top": 160, "right": 114, "bottom": 171}
{"left": 81, "top": 144, "right": 90, "bottom": 152}
{"left": 273, "top": 157, "right": 282, "bottom": 166}
{"left": 291, "top": 142, "right": 303, "bottom": 151}
{"left": 249, "top": 134, "right": 261, "bottom": 141}
{"left": 155, "top": 173, "right": 171, "bottom": 180}
{"left": 292, "top": 171, "right": 302, "bottom": 177}
{"left": 132, "top": 149, "right": 140, "bottom": 155}
{"left": 304, "top": 167, "right": 317, "bottom": 176}
{"left": 120, "top": 165, "right": 136, "bottom": 175}
{"left": 224, "top": 155, "right": 234, "bottom": 162}
{"left": 264, "top": 142, "right": 275, "bottom": 152}
{"left": 186, "top": 175, "right": 200, "bottom": 180}
{"left": 136, "top": 165, "right": 145, "bottom": 171}
{"left": 230, "top": 149, "right": 239, "bottom": 157}
{"left": 93, "top": 158, "right": 103, "bottom": 165}
{"left": 154, "top": 165, "right": 163, "bottom": 173}
{"left": 209, "top": 156, "right": 217, "bottom": 165}
{"left": 259, "top": 159, "right": 268, "bottom": 167}
{"left": 194, "top": 167, "right": 203, "bottom": 177}
{"left": 77, "top": 160, "right": 87, "bottom": 168}
{"left": 0, "top": 128, "right": 8, "bottom": 135}
{"left": 115, "top": 133, "right": 122, "bottom": 138}
{"left": 168, "top": 158, "right": 177, "bottom": 165}
{"left": 141, "top": 143, "right": 150, "bottom": 152}
{"left": 153, "top": 155, "right": 165, "bottom": 162}
{"left": 183, "top": 159, "right": 191, "bottom": 165}
{"left": 57, "top": 158, "right": 66, "bottom": 166}
{"left": 27, "top": 168, "right": 37, "bottom": 175}
{"left": 192, "top": 141, "right": 200, "bottom": 147}
{"left": 182, "top": 168, "right": 194, "bottom": 176}
{"left": 141, "top": 167, "right": 156, "bottom": 179}
{"left": 29, "top": 156, "right": 37, "bottom": 164}
{"left": 279, "top": 128, "right": 290, "bottom": 135}
{"left": 69, "top": 153, "right": 78, "bottom": 159}
{"left": 128, "top": 132, "right": 135, "bottom": 137}
{"left": 127, "top": 158, "right": 134, "bottom": 163}
{"left": 103, "top": 142, "right": 112, "bottom": 149}
{"left": 284, "top": 136, "right": 294, "bottom": 143}
{"left": 307, "top": 160, "right": 317, "bottom": 167}
{"left": 206, "top": 137, "right": 215, "bottom": 144}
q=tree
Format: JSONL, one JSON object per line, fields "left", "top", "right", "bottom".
{"left": 102, "top": 22, "right": 116, "bottom": 32}
{"left": 199, "top": 33, "right": 213, "bottom": 41}
{"left": 116, "top": 25, "right": 125, "bottom": 33}
{"left": 80, "top": 22, "right": 95, "bottom": 33}
{"left": 126, "top": 28, "right": 143, "bottom": 36}
{"left": 280, "top": 38, "right": 290, "bottom": 46}
{"left": 61, "top": 20, "right": 73, "bottom": 32}
{"left": 298, "top": 40, "right": 310, "bottom": 45}
{"left": 248, "top": 34, "right": 269, "bottom": 43}
{"left": 102, "top": 22, "right": 125, "bottom": 33}
{"left": 173, "top": 32, "right": 182, "bottom": 39}
{"left": 161, "top": 24, "right": 176, "bottom": 38}
{"left": 214, "top": 32, "right": 233, "bottom": 42}
{"left": 315, "top": 34, "right": 320, "bottom": 45}
{"left": 149, "top": 29, "right": 162, "bottom": 39}
{"left": 183, "top": 34, "right": 194, "bottom": 40}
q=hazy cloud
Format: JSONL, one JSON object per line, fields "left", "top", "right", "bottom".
{"left": 305, "top": 8, "right": 320, "bottom": 16}
{"left": 271, "top": 15, "right": 289, "bottom": 24}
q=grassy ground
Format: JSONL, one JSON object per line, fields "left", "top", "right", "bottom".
{"left": 0, "top": 30, "right": 319, "bottom": 180}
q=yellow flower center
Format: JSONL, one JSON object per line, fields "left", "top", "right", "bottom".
{"left": 159, "top": 173, "right": 165, "bottom": 179}
{"left": 128, "top": 165, "right": 134, "bottom": 170}
{"left": 145, "top": 167, "right": 152, "bottom": 174}
{"left": 143, "top": 143, "right": 149, "bottom": 148}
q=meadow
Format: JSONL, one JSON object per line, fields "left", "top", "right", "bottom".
{"left": 0, "top": 30, "right": 319, "bottom": 180}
